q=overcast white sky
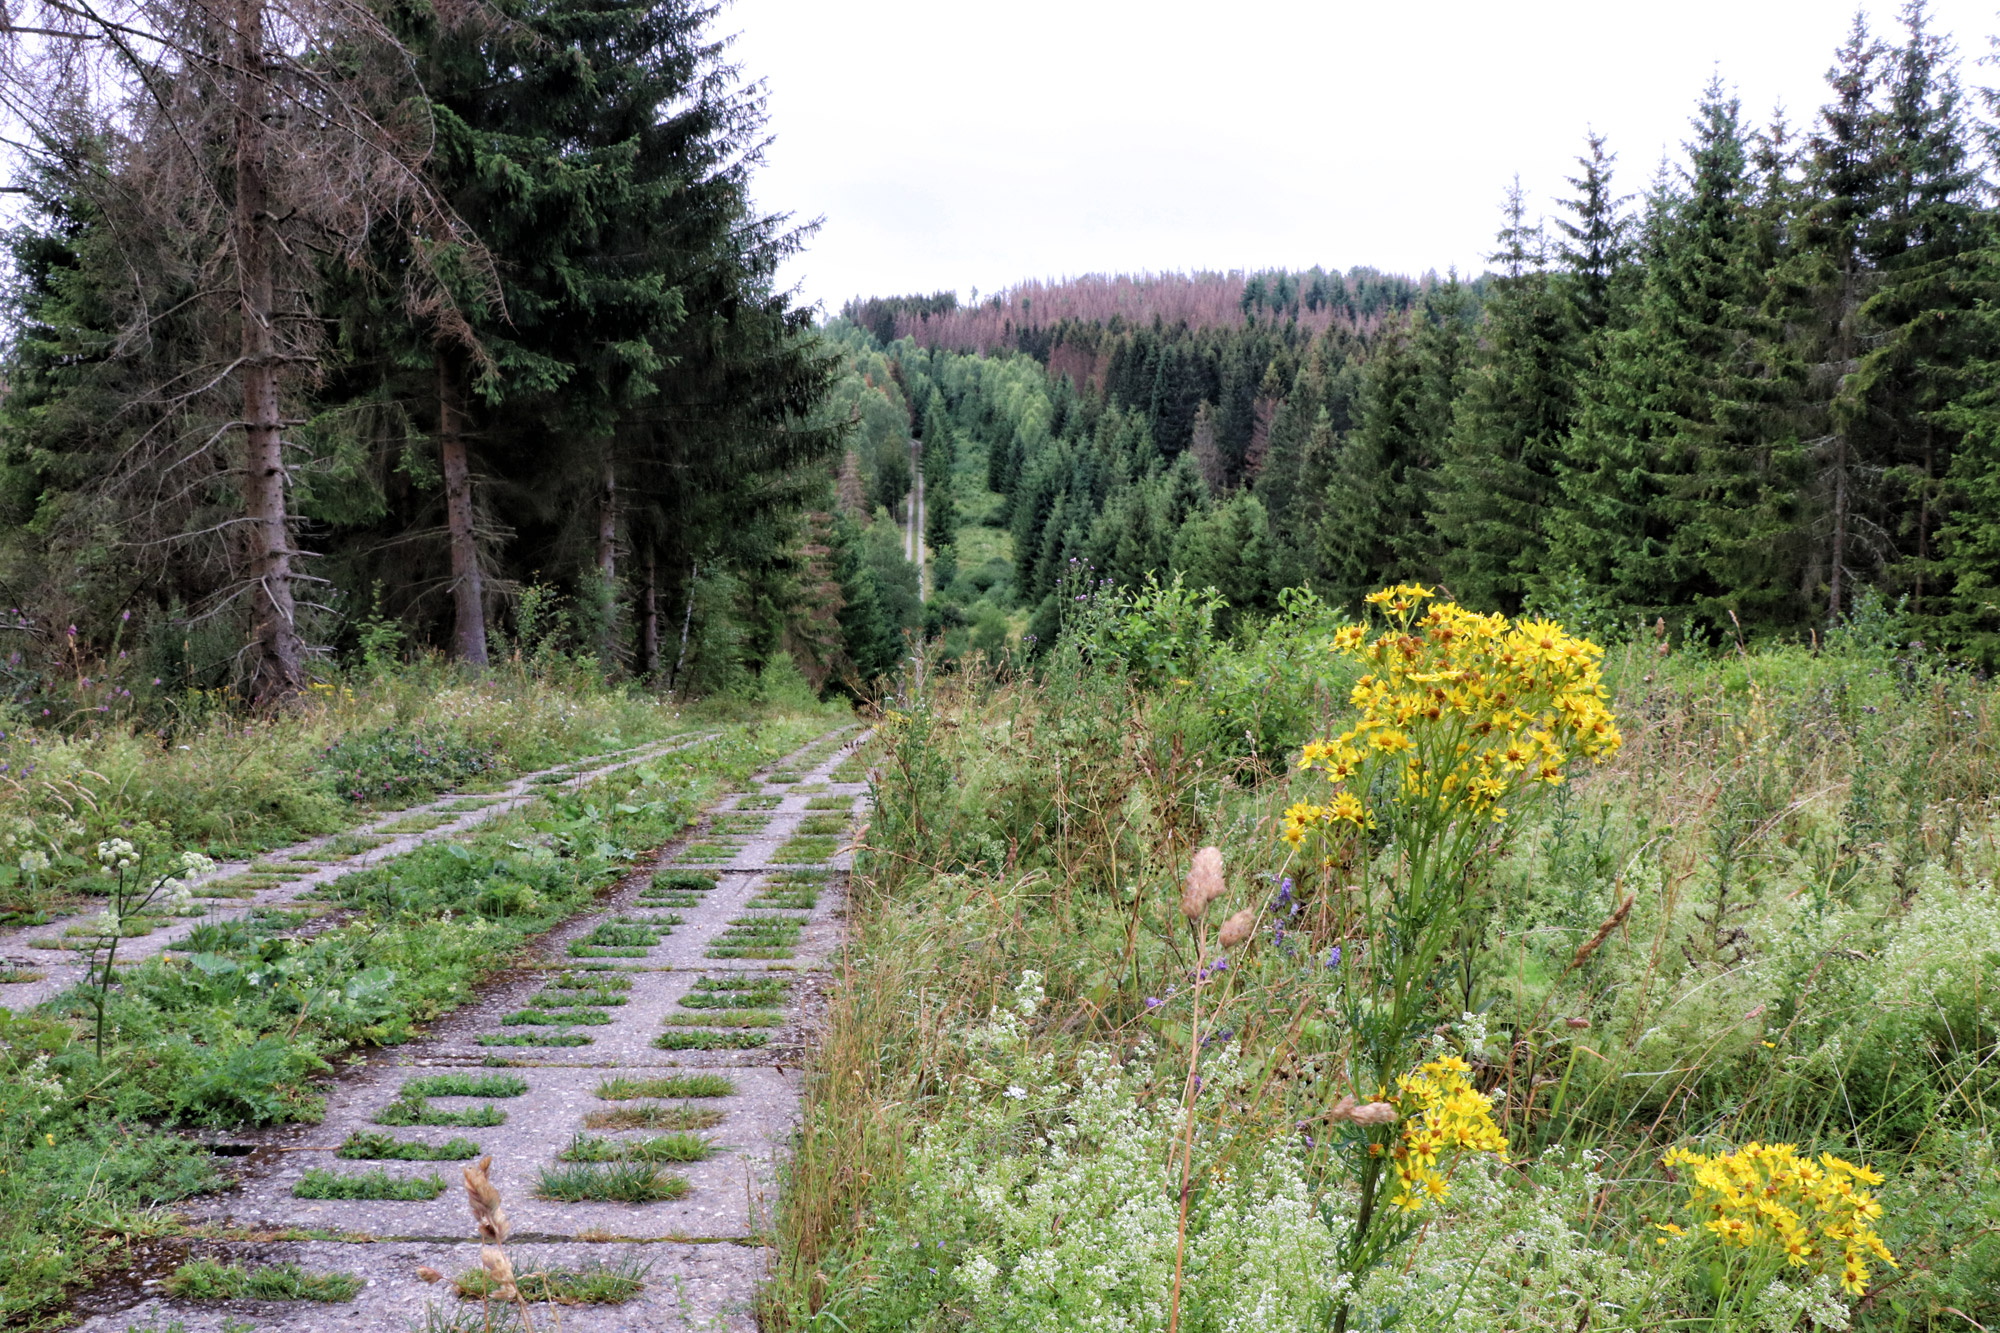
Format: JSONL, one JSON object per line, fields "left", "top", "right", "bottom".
{"left": 729, "top": 0, "right": 2000, "bottom": 315}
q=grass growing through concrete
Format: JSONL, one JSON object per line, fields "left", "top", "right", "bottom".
{"left": 293, "top": 1167, "right": 447, "bottom": 1200}
{"left": 770, "top": 835, "right": 838, "bottom": 863}
{"left": 546, "top": 971, "right": 634, "bottom": 991}
{"left": 661, "top": 1009, "right": 783, "bottom": 1027}
{"left": 595, "top": 1073, "right": 735, "bottom": 1099}
{"left": 736, "top": 794, "right": 784, "bottom": 811}
{"left": 477, "top": 1031, "right": 593, "bottom": 1047}
{"left": 794, "top": 815, "right": 850, "bottom": 836}
{"left": 654, "top": 1030, "right": 769, "bottom": 1051}
{"left": 559, "top": 1132, "right": 717, "bottom": 1163}
{"left": 534, "top": 1161, "right": 690, "bottom": 1203}
{"left": 706, "top": 918, "right": 802, "bottom": 958}
{"left": 502, "top": 1006, "right": 615, "bottom": 1026}
{"left": 401, "top": 1073, "right": 528, "bottom": 1098}
{"left": 164, "top": 1260, "right": 364, "bottom": 1301}
{"left": 453, "top": 1255, "right": 649, "bottom": 1304}
{"left": 336, "top": 1132, "right": 481, "bottom": 1160}
{"left": 804, "top": 795, "right": 856, "bottom": 811}
{"left": 584, "top": 1104, "right": 728, "bottom": 1131}
{"left": 375, "top": 1096, "right": 507, "bottom": 1128}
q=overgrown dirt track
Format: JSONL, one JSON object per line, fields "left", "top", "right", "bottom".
{"left": 62, "top": 724, "right": 868, "bottom": 1332}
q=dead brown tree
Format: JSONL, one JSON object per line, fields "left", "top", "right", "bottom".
{"left": 0, "top": 0, "right": 493, "bottom": 702}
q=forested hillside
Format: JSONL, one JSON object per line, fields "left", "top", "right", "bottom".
{"left": 0, "top": 0, "right": 840, "bottom": 706}
{"left": 828, "top": 4, "right": 2000, "bottom": 665}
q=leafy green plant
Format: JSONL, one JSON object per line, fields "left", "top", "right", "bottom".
{"left": 317, "top": 724, "right": 498, "bottom": 806}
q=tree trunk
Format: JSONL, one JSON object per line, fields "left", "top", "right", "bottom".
{"left": 597, "top": 454, "right": 618, "bottom": 660}
{"left": 671, "top": 562, "right": 696, "bottom": 691}
{"left": 439, "top": 357, "right": 486, "bottom": 665}
{"left": 641, "top": 548, "right": 661, "bottom": 678}
{"left": 235, "top": 0, "right": 303, "bottom": 705}
{"left": 598, "top": 457, "right": 617, "bottom": 582}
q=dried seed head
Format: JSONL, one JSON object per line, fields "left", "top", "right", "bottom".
{"left": 464, "top": 1156, "right": 510, "bottom": 1243}
{"left": 1217, "top": 906, "right": 1256, "bottom": 950}
{"left": 416, "top": 1266, "right": 443, "bottom": 1283}
{"left": 1564, "top": 1017, "right": 1591, "bottom": 1030}
{"left": 1326, "top": 1094, "right": 1399, "bottom": 1126}
{"left": 480, "top": 1244, "right": 518, "bottom": 1301}
{"left": 1181, "top": 846, "right": 1227, "bottom": 921}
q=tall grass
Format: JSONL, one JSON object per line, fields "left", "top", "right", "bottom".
{"left": 771, "top": 596, "right": 2000, "bottom": 1331}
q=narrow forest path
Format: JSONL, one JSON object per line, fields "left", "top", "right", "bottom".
{"left": 71, "top": 722, "right": 869, "bottom": 1332}
{"left": 0, "top": 730, "right": 720, "bottom": 1014}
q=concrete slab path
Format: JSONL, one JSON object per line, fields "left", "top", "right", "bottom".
{"left": 69, "top": 722, "right": 869, "bottom": 1333}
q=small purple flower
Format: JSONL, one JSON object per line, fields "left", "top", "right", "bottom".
{"left": 1326, "top": 946, "right": 1342, "bottom": 969}
{"left": 1145, "top": 996, "right": 1162, "bottom": 1009}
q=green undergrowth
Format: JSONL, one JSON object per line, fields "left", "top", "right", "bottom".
{"left": 0, "top": 681, "right": 842, "bottom": 1326}
{"left": 769, "top": 617, "right": 2000, "bottom": 1332}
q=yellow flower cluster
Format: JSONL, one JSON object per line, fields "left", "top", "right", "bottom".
{"left": 1284, "top": 585, "right": 1621, "bottom": 843}
{"left": 1387, "top": 1054, "right": 1509, "bottom": 1212}
{"left": 1662, "top": 1142, "right": 1896, "bottom": 1296}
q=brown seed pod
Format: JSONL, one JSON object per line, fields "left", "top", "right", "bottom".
{"left": 1217, "top": 907, "right": 1256, "bottom": 950}
{"left": 1564, "top": 1017, "right": 1591, "bottom": 1030}
{"left": 479, "top": 1244, "right": 518, "bottom": 1301}
{"left": 1181, "top": 846, "right": 1227, "bottom": 920}
{"left": 463, "top": 1156, "right": 510, "bottom": 1243}
{"left": 1326, "top": 1094, "right": 1399, "bottom": 1126}
{"left": 416, "top": 1266, "right": 443, "bottom": 1284}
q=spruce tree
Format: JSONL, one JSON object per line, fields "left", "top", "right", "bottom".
{"left": 1431, "top": 185, "right": 1575, "bottom": 612}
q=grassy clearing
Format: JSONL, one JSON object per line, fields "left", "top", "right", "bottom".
{"left": 769, "top": 595, "right": 2000, "bottom": 1332}
{"left": 292, "top": 1167, "right": 446, "bottom": 1200}
{"left": 453, "top": 1254, "right": 648, "bottom": 1303}
{"left": 164, "top": 1260, "right": 363, "bottom": 1302}
{"left": 585, "top": 1104, "right": 727, "bottom": 1131}
{"left": 534, "top": 1161, "right": 690, "bottom": 1203}
{"left": 596, "top": 1073, "right": 734, "bottom": 1099}
{"left": 336, "top": 1131, "right": 480, "bottom": 1160}
{"left": 559, "top": 1131, "right": 717, "bottom": 1163}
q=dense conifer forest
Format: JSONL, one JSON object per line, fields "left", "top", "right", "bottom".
{"left": 825, "top": 3, "right": 2000, "bottom": 670}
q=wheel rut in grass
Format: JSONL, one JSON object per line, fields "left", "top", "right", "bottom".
{"left": 0, "top": 731, "right": 721, "bottom": 1012}
{"left": 77, "top": 723, "right": 869, "bottom": 1333}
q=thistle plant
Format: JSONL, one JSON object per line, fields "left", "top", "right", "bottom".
{"left": 1281, "top": 585, "right": 1621, "bottom": 1323}
{"left": 80, "top": 836, "right": 215, "bottom": 1057}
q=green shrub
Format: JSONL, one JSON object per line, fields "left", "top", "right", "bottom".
{"left": 317, "top": 724, "right": 499, "bottom": 806}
